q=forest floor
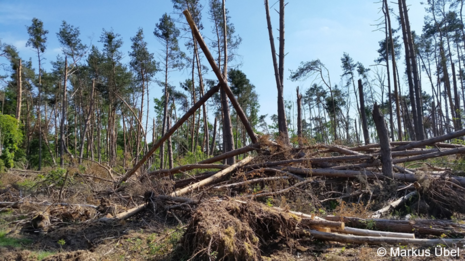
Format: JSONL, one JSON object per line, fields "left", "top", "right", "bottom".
{"left": 1, "top": 140, "right": 465, "bottom": 260}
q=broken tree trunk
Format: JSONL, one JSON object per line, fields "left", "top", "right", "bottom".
{"left": 147, "top": 164, "right": 229, "bottom": 178}
{"left": 170, "top": 156, "right": 254, "bottom": 197}
{"left": 393, "top": 128, "right": 465, "bottom": 151}
{"left": 117, "top": 84, "right": 220, "bottom": 185}
{"left": 309, "top": 229, "right": 465, "bottom": 246}
{"left": 183, "top": 9, "right": 257, "bottom": 144}
{"left": 373, "top": 103, "right": 393, "bottom": 178}
{"left": 325, "top": 216, "right": 465, "bottom": 236}
{"left": 281, "top": 167, "right": 465, "bottom": 187}
{"left": 199, "top": 144, "right": 258, "bottom": 164}
{"left": 359, "top": 79, "right": 370, "bottom": 145}
{"left": 323, "top": 145, "right": 364, "bottom": 156}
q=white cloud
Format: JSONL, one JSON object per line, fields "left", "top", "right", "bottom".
{"left": 51, "top": 47, "right": 63, "bottom": 54}
{"left": 13, "top": 40, "right": 28, "bottom": 51}
{"left": 0, "top": 3, "right": 32, "bottom": 24}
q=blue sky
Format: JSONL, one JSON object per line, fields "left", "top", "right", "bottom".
{"left": 0, "top": 0, "right": 427, "bottom": 131}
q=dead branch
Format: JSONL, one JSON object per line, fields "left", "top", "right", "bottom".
{"left": 0, "top": 201, "right": 97, "bottom": 209}
{"left": 371, "top": 191, "right": 417, "bottom": 218}
{"left": 213, "top": 176, "right": 289, "bottom": 190}
{"left": 244, "top": 179, "right": 313, "bottom": 198}
{"left": 75, "top": 173, "right": 114, "bottom": 183}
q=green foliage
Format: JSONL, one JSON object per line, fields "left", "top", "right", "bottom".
{"left": 42, "top": 168, "right": 68, "bottom": 187}
{"left": 16, "top": 179, "right": 36, "bottom": 191}
{"left": 26, "top": 18, "right": 48, "bottom": 53}
{"left": 57, "top": 21, "right": 86, "bottom": 59}
{"left": 266, "top": 197, "right": 273, "bottom": 207}
{"left": 57, "top": 239, "right": 66, "bottom": 248}
{"left": 178, "top": 146, "right": 208, "bottom": 166}
{"left": 0, "top": 114, "right": 23, "bottom": 168}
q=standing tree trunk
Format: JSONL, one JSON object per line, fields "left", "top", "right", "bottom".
{"left": 136, "top": 67, "right": 145, "bottom": 164}
{"left": 16, "top": 60, "right": 22, "bottom": 122}
{"left": 432, "top": 101, "right": 437, "bottom": 137}
{"left": 265, "top": 0, "right": 289, "bottom": 145}
{"left": 402, "top": 99, "right": 416, "bottom": 140}
{"left": 37, "top": 50, "right": 43, "bottom": 170}
{"left": 210, "top": 116, "right": 217, "bottom": 156}
{"left": 160, "top": 44, "right": 170, "bottom": 169}
{"left": 78, "top": 79, "right": 95, "bottom": 163}
{"left": 398, "top": 0, "right": 418, "bottom": 140}
{"left": 222, "top": 0, "right": 235, "bottom": 164}
{"left": 60, "top": 58, "right": 68, "bottom": 167}
{"left": 452, "top": 62, "right": 462, "bottom": 130}
{"left": 194, "top": 41, "right": 209, "bottom": 155}
{"left": 382, "top": 3, "right": 394, "bottom": 140}
{"left": 168, "top": 114, "right": 173, "bottom": 170}
{"left": 358, "top": 79, "right": 370, "bottom": 145}
{"left": 296, "top": 87, "right": 303, "bottom": 147}
{"left": 401, "top": 0, "right": 424, "bottom": 139}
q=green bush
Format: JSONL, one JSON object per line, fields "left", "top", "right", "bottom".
{"left": 0, "top": 114, "right": 23, "bottom": 168}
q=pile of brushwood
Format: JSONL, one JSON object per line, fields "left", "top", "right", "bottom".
{"left": 108, "top": 128, "right": 465, "bottom": 260}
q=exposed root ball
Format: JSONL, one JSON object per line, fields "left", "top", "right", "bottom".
{"left": 182, "top": 198, "right": 300, "bottom": 260}
{"left": 416, "top": 176, "right": 465, "bottom": 218}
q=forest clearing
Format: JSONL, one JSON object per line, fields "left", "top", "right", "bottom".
{"left": 2, "top": 0, "right": 465, "bottom": 260}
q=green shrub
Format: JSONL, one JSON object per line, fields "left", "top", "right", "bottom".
{"left": 0, "top": 159, "right": 5, "bottom": 173}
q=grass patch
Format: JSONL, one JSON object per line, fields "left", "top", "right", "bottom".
{"left": 0, "top": 230, "right": 32, "bottom": 248}
{"left": 35, "top": 250, "right": 57, "bottom": 260}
